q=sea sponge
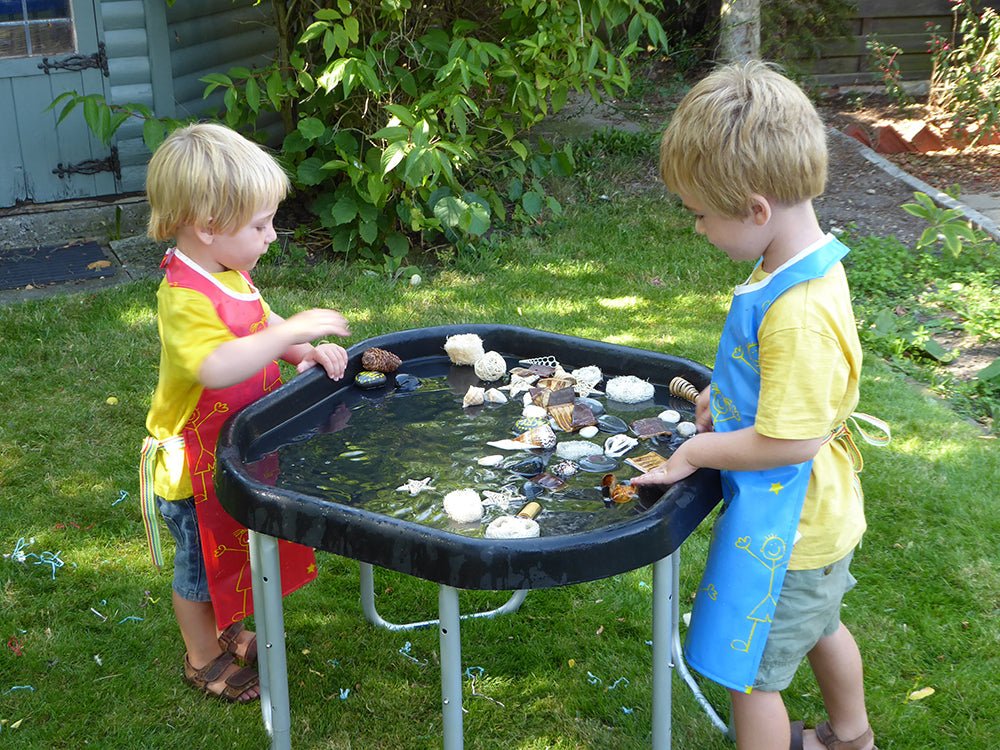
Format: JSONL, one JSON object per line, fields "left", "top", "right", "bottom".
{"left": 443, "top": 489, "right": 484, "bottom": 524}
{"left": 444, "top": 333, "right": 485, "bottom": 366}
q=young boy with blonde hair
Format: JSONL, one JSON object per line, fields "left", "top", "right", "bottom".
{"left": 633, "top": 61, "right": 885, "bottom": 750}
{"left": 140, "top": 123, "right": 351, "bottom": 702}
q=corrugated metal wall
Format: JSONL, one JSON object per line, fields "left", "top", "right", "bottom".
{"left": 103, "top": 0, "right": 277, "bottom": 193}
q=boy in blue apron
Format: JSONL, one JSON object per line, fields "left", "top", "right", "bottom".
{"left": 140, "top": 124, "right": 352, "bottom": 702}
{"left": 633, "top": 62, "right": 887, "bottom": 750}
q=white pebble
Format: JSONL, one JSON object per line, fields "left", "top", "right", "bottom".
{"left": 676, "top": 421, "right": 697, "bottom": 438}
{"left": 443, "top": 489, "right": 484, "bottom": 523}
{"left": 477, "top": 455, "right": 504, "bottom": 467}
{"left": 658, "top": 409, "right": 681, "bottom": 424}
{"left": 522, "top": 404, "right": 547, "bottom": 418}
{"left": 579, "top": 425, "right": 599, "bottom": 438}
{"left": 410, "top": 273, "right": 422, "bottom": 286}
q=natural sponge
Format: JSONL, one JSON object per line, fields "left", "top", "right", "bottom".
{"left": 444, "top": 333, "right": 485, "bottom": 366}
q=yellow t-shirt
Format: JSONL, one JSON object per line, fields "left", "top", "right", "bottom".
{"left": 751, "top": 259, "right": 865, "bottom": 569}
{"left": 145, "top": 267, "right": 271, "bottom": 500}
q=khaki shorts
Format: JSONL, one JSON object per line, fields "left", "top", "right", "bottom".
{"left": 753, "top": 549, "right": 857, "bottom": 692}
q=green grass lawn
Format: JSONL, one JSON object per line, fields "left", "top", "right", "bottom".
{"left": 1, "top": 194, "right": 997, "bottom": 749}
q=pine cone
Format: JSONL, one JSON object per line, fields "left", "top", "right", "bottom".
{"left": 361, "top": 347, "right": 402, "bottom": 373}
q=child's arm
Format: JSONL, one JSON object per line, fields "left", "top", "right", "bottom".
{"left": 270, "top": 312, "right": 350, "bottom": 379}
{"left": 199, "top": 308, "right": 349, "bottom": 389}
{"left": 631, "top": 427, "right": 825, "bottom": 487}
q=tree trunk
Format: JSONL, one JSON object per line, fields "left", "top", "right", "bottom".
{"left": 718, "top": 0, "right": 760, "bottom": 62}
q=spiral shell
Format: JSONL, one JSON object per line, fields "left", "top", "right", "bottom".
{"left": 668, "top": 376, "right": 699, "bottom": 404}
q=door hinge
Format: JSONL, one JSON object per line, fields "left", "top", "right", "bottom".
{"left": 38, "top": 41, "right": 109, "bottom": 77}
{"left": 53, "top": 146, "right": 121, "bottom": 180}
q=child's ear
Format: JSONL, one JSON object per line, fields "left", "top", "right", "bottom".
{"left": 193, "top": 221, "right": 215, "bottom": 245}
{"left": 749, "top": 194, "right": 771, "bottom": 226}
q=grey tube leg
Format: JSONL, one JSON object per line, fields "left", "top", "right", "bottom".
{"left": 652, "top": 555, "right": 673, "bottom": 750}
{"left": 670, "top": 552, "right": 730, "bottom": 736}
{"left": 249, "top": 531, "right": 292, "bottom": 750}
{"left": 438, "top": 584, "right": 464, "bottom": 750}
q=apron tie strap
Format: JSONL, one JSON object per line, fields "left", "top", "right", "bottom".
{"left": 139, "top": 436, "right": 184, "bottom": 568}
{"left": 822, "top": 412, "right": 891, "bottom": 474}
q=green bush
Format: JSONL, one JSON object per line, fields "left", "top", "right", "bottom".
{"left": 203, "top": 0, "right": 668, "bottom": 271}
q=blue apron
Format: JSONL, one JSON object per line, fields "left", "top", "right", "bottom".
{"left": 683, "top": 235, "right": 850, "bottom": 693}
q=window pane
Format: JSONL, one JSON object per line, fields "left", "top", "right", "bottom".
{"left": 29, "top": 17, "right": 73, "bottom": 55}
{"left": 0, "top": 0, "right": 25, "bottom": 24}
{"left": 26, "top": 0, "right": 70, "bottom": 22}
{"left": 0, "top": 25, "right": 29, "bottom": 58}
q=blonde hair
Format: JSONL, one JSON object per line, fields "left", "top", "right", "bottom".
{"left": 146, "top": 123, "right": 290, "bottom": 241}
{"left": 659, "top": 60, "right": 827, "bottom": 218}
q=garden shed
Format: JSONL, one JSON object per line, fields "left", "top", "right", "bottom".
{"left": 0, "top": 0, "right": 274, "bottom": 209}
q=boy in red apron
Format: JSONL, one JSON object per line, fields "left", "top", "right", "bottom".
{"left": 634, "top": 62, "right": 887, "bottom": 750}
{"left": 139, "top": 123, "right": 351, "bottom": 702}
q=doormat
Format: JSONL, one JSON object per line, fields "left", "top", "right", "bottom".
{"left": 0, "top": 241, "right": 117, "bottom": 290}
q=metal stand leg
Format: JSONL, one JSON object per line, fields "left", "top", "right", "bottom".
{"left": 438, "top": 584, "right": 464, "bottom": 750}
{"left": 249, "top": 531, "right": 292, "bottom": 750}
{"left": 359, "top": 562, "right": 528, "bottom": 631}
{"left": 651, "top": 555, "right": 673, "bottom": 750}
{"left": 670, "top": 551, "right": 730, "bottom": 736}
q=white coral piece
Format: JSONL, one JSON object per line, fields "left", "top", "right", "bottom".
{"left": 443, "top": 489, "right": 484, "bottom": 524}
{"left": 444, "top": 333, "right": 485, "bottom": 366}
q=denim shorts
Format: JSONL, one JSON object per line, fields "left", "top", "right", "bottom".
{"left": 753, "top": 549, "right": 857, "bottom": 692}
{"left": 156, "top": 496, "right": 210, "bottom": 602}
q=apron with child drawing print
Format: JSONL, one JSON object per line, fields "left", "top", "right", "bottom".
{"left": 143, "top": 249, "right": 317, "bottom": 630}
{"left": 683, "top": 236, "right": 850, "bottom": 694}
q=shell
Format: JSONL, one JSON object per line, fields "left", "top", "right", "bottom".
{"left": 514, "top": 424, "right": 557, "bottom": 450}
{"left": 483, "top": 388, "right": 508, "bottom": 404}
{"left": 624, "top": 451, "right": 668, "bottom": 473}
{"left": 604, "top": 434, "right": 639, "bottom": 459}
{"left": 630, "top": 417, "right": 671, "bottom": 439}
{"left": 519, "top": 355, "right": 561, "bottom": 368}
{"left": 521, "top": 404, "right": 548, "bottom": 419}
{"left": 605, "top": 375, "right": 655, "bottom": 404}
{"left": 443, "top": 489, "right": 484, "bottom": 523}
{"left": 550, "top": 459, "right": 580, "bottom": 478}
{"left": 477, "top": 454, "right": 504, "bottom": 467}
{"left": 669, "top": 376, "right": 700, "bottom": 404}
{"left": 530, "top": 385, "right": 575, "bottom": 409}
{"left": 444, "top": 333, "right": 485, "bottom": 366}
{"left": 463, "top": 385, "right": 485, "bottom": 407}
{"left": 474, "top": 351, "right": 507, "bottom": 382}
{"left": 536, "top": 376, "right": 575, "bottom": 392}
{"left": 571, "top": 365, "right": 602, "bottom": 388}
{"left": 601, "top": 473, "right": 637, "bottom": 504}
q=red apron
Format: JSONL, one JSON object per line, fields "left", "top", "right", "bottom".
{"left": 165, "top": 249, "right": 316, "bottom": 629}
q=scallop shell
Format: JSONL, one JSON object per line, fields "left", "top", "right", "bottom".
{"left": 668, "top": 376, "right": 700, "bottom": 404}
{"left": 462, "top": 385, "right": 485, "bottom": 407}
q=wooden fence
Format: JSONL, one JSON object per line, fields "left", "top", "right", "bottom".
{"left": 801, "top": 0, "right": 1000, "bottom": 86}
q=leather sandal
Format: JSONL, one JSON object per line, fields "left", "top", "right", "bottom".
{"left": 816, "top": 721, "right": 877, "bottom": 750}
{"left": 790, "top": 720, "right": 804, "bottom": 750}
{"left": 218, "top": 622, "right": 257, "bottom": 665}
{"left": 183, "top": 651, "right": 259, "bottom": 703}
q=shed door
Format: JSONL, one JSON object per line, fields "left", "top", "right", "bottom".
{"left": 0, "top": 0, "right": 118, "bottom": 207}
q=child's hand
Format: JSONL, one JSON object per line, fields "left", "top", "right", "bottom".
{"left": 630, "top": 446, "right": 699, "bottom": 487}
{"left": 695, "top": 385, "right": 713, "bottom": 433}
{"left": 281, "top": 308, "right": 350, "bottom": 342}
{"left": 297, "top": 342, "right": 349, "bottom": 379}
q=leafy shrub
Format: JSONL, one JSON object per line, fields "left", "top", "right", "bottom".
{"left": 928, "top": 0, "right": 1000, "bottom": 143}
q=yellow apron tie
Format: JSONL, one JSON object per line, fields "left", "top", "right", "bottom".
{"left": 138, "top": 436, "right": 185, "bottom": 568}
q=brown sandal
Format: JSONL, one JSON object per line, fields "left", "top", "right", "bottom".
{"left": 790, "top": 720, "right": 804, "bottom": 750}
{"left": 816, "top": 721, "right": 877, "bottom": 750}
{"left": 183, "top": 651, "right": 259, "bottom": 703}
{"left": 218, "top": 622, "right": 257, "bottom": 666}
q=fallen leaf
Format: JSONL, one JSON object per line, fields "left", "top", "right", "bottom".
{"left": 595, "top": 625, "right": 604, "bottom": 636}
{"left": 907, "top": 686, "right": 935, "bottom": 702}
{"left": 87, "top": 260, "right": 112, "bottom": 270}
{"left": 11, "top": 718, "right": 24, "bottom": 729}
{"left": 567, "top": 658, "right": 576, "bottom": 668}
